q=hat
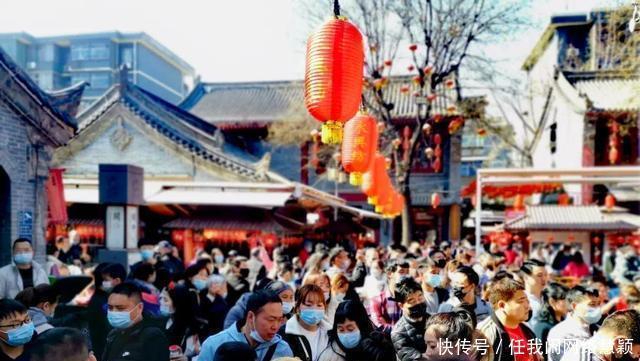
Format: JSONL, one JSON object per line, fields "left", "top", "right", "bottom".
{"left": 213, "top": 341, "right": 256, "bottom": 361}
{"left": 157, "top": 240, "right": 172, "bottom": 249}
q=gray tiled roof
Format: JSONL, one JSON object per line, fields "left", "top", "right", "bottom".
{"left": 181, "top": 76, "right": 457, "bottom": 125}
{"left": 504, "top": 205, "right": 638, "bottom": 231}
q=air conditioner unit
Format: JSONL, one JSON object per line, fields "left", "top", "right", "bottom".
{"left": 27, "top": 62, "right": 36, "bottom": 69}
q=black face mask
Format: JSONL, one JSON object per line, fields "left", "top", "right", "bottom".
{"left": 408, "top": 302, "right": 428, "bottom": 320}
{"left": 435, "top": 259, "right": 446, "bottom": 269}
{"left": 526, "top": 309, "right": 533, "bottom": 322}
{"left": 240, "top": 268, "right": 250, "bottom": 278}
{"left": 453, "top": 287, "right": 469, "bottom": 300}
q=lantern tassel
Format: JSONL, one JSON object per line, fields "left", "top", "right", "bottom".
{"left": 321, "top": 121, "right": 343, "bottom": 144}
{"left": 333, "top": 0, "right": 340, "bottom": 17}
{"left": 349, "top": 172, "right": 363, "bottom": 186}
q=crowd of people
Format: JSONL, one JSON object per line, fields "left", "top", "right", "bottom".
{"left": 2, "top": 234, "right": 640, "bottom": 361}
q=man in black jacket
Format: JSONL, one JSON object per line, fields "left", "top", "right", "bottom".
{"left": 477, "top": 277, "right": 540, "bottom": 361}
{"left": 391, "top": 277, "right": 430, "bottom": 361}
{"left": 102, "top": 282, "right": 169, "bottom": 361}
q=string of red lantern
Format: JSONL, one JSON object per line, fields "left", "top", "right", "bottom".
{"left": 342, "top": 112, "right": 378, "bottom": 185}
{"left": 304, "top": 3, "right": 364, "bottom": 145}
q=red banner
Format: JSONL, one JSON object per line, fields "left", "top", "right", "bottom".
{"left": 46, "top": 168, "right": 67, "bottom": 225}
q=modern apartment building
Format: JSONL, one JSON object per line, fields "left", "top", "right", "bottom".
{"left": 0, "top": 31, "right": 196, "bottom": 106}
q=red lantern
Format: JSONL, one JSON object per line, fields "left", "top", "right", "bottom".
{"left": 432, "top": 157, "right": 442, "bottom": 173}
{"left": 605, "top": 194, "right": 616, "bottom": 210}
{"left": 592, "top": 236, "right": 601, "bottom": 246}
{"left": 342, "top": 113, "right": 378, "bottom": 185}
{"left": 305, "top": 17, "right": 364, "bottom": 144}
{"left": 362, "top": 154, "right": 385, "bottom": 204}
{"left": 431, "top": 193, "right": 441, "bottom": 209}
{"left": 477, "top": 128, "right": 487, "bottom": 137}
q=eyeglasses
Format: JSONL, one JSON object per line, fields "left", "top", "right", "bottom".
{"left": 0, "top": 317, "right": 31, "bottom": 329}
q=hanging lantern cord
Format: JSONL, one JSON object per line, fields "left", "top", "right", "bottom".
{"left": 334, "top": 0, "right": 341, "bottom": 17}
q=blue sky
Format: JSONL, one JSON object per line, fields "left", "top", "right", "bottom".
{"left": 0, "top": 0, "right": 621, "bottom": 82}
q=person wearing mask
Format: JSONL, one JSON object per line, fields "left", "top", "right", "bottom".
{"left": 224, "top": 280, "right": 294, "bottom": 330}
{"left": 391, "top": 277, "right": 429, "bottom": 361}
{"left": 438, "top": 266, "right": 491, "bottom": 326}
{"left": 0, "top": 299, "right": 35, "bottom": 361}
{"left": 562, "top": 252, "right": 591, "bottom": 278}
{"left": 102, "top": 282, "right": 169, "bottom": 361}
{"left": 317, "top": 300, "right": 374, "bottom": 361}
{"left": 532, "top": 283, "right": 568, "bottom": 360}
{"left": 211, "top": 248, "right": 225, "bottom": 271}
{"left": 560, "top": 309, "right": 640, "bottom": 361}
{"left": 369, "top": 262, "right": 408, "bottom": 335}
{"left": 521, "top": 259, "right": 549, "bottom": 324}
{"left": 200, "top": 274, "right": 229, "bottom": 337}
{"left": 361, "top": 260, "right": 387, "bottom": 301}
{"left": 200, "top": 290, "right": 293, "bottom": 360}
{"left": 160, "top": 284, "right": 202, "bottom": 360}
{"left": 184, "top": 263, "right": 210, "bottom": 294}
{"left": 477, "top": 277, "right": 539, "bottom": 361}
{"left": 14, "top": 284, "right": 58, "bottom": 334}
{"left": 419, "top": 258, "right": 449, "bottom": 315}
{"left": 29, "top": 327, "right": 97, "bottom": 361}
{"left": 0, "top": 238, "right": 49, "bottom": 299}
{"left": 156, "top": 241, "right": 185, "bottom": 280}
{"left": 283, "top": 284, "right": 330, "bottom": 361}
{"left": 129, "top": 239, "right": 158, "bottom": 276}
{"left": 247, "top": 248, "right": 267, "bottom": 291}
{"left": 326, "top": 274, "right": 349, "bottom": 328}
{"left": 326, "top": 248, "right": 351, "bottom": 280}
{"left": 546, "top": 286, "right": 601, "bottom": 361}
{"left": 225, "top": 257, "right": 251, "bottom": 306}
{"left": 89, "top": 262, "right": 126, "bottom": 360}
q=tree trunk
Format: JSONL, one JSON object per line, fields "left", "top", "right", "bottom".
{"left": 401, "top": 202, "right": 412, "bottom": 247}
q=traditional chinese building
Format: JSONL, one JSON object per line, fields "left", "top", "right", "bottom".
{"left": 52, "top": 68, "right": 376, "bottom": 261}
{"left": 0, "top": 48, "right": 79, "bottom": 265}
{"left": 522, "top": 11, "right": 640, "bottom": 210}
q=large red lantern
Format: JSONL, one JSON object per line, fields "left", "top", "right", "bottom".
{"left": 605, "top": 194, "right": 616, "bottom": 211}
{"left": 305, "top": 17, "right": 364, "bottom": 144}
{"left": 342, "top": 113, "right": 378, "bottom": 185}
{"left": 362, "top": 154, "right": 385, "bottom": 204}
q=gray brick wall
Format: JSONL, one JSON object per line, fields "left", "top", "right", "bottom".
{"left": 0, "top": 100, "right": 50, "bottom": 265}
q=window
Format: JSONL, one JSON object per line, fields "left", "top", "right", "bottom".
{"left": 38, "top": 45, "right": 54, "bottom": 62}
{"left": 71, "top": 43, "right": 109, "bottom": 60}
{"left": 90, "top": 44, "right": 109, "bottom": 60}
{"left": 71, "top": 45, "right": 90, "bottom": 61}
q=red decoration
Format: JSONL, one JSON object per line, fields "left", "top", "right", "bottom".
{"left": 558, "top": 193, "right": 570, "bottom": 206}
{"left": 445, "top": 79, "right": 455, "bottom": 89}
{"left": 305, "top": 17, "right": 364, "bottom": 144}
{"left": 513, "top": 194, "right": 525, "bottom": 211}
{"left": 423, "top": 65, "right": 434, "bottom": 76}
{"left": 46, "top": 168, "right": 68, "bottom": 225}
{"left": 434, "top": 134, "right": 442, "bottom": 145}
{"left": 605, "top": 194, "right": 616, "bottom": 211}
{"left": 409, "top": 44, "right": 418, "bottom": 52}
{"left": 342, "top": 113, "right": 378, "bottom": 185}
{"left": 408, "top": 65, "right": 415, "bottom": 72}
{"left": 362, "top": 154, "right": 386, "bottom": 204}
{"left": 432, "top": 157, "right": 442, "bottom": 173}
{"left": 400, "top": 85, "right": 410, "bottom": 94}
{"left": 476, "top": 128, "right": 487, "bottom": 137}
{"left": 384, "top": 59, "right": 392, "bottom": 67}
{"left": 431, "top": 193, "right": 441, "bottom": 209}
{"left": 448, "top": 117, "right": 464, "bottom": 134}
{"left": 427, "top": 93, "right": 437, "bottom": 102}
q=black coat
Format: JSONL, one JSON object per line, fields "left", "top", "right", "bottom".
{"left": 200, "top": 293, "right": 229, "bottom": 337}
{"left": 225, "top": 274, "right": 250, "bottom": 306}
{"left": 391, "top": 315, "right": 427, "bottom": 361}
{"left": 102, "top": 317, "right": 169, "bottom": 361}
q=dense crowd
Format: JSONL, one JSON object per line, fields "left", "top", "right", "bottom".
{"left": 2, "top": 234, "right": 640, "bottom": 361}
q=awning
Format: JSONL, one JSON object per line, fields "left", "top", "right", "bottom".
{"left": 146, "top": 187, "right": 292, "bottom": 207}
{"left": 504, "top": 205, "right": 638, "bottom": 231}
{"left": 162, "top": 207, "right": 300, "bottom": 234}
{"left": 62, "top": 178, "right": 384, "bottom": 219}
